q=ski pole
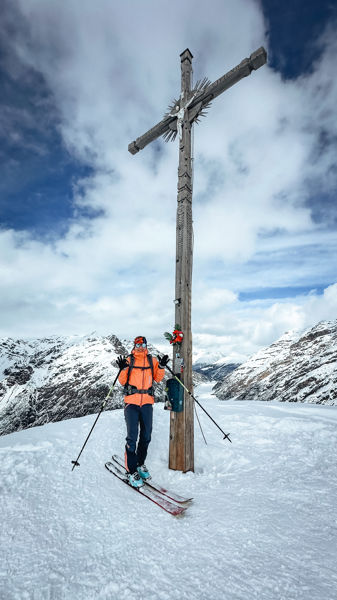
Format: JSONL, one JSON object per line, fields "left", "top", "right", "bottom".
{"left": 163, "top": 361, "right": 232, "bottom": 443}
{"left": 71, "top": 368, "right": 122, "bottom": 471}
{"left": 194, "top": 403, "right": 207, "bottom": 445}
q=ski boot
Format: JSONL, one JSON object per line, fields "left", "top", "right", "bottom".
{"left": 128, "top": 471, "right": 144, "bottom": 488}
{"left": 137, "top": 464, "right": 151, "bottom": 480}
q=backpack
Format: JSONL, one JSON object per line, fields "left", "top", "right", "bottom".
{"left": 124, "top": 353, "right": 155, "bottom": 397}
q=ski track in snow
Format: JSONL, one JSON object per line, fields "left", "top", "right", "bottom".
{"left": 1, "top": 383, "right": 337, "bottom": 600}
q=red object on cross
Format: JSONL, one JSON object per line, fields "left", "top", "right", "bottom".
{"left": 170, "top": 330, "right": 184, "bottom": 344}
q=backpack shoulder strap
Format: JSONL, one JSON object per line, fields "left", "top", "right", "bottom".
{"left": 126, "top": 354, "right": 135, "bottom": 386}
{"left": 147, "top": 354, "right": 154, "bottom": 382}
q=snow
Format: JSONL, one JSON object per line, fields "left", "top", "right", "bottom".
{"left": 1, "top": 382, "right": 337, "bottom": 600}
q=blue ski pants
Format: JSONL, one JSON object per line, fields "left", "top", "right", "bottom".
{"left": 124, "top": 403, "right": 153, "bottom": 474}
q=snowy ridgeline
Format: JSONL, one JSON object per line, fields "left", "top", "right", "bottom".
{"left": 0, "top": 334, "right": 131, "bottom": 437}
{"left": 1, "top": 386, "right": 337, "bottom": 600}
{"left": 213, "top": 319, "right": 337, "bottom": 406}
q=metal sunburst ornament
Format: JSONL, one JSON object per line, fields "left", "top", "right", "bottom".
{"left": 162, "top": 77, "right": 212, "bottom": 142}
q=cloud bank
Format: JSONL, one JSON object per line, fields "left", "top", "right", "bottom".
{"left": 0, "top": 0, "right": 336, "bottom": 360}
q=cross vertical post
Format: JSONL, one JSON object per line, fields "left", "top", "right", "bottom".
{"left": 170, "top": 49, "right": 194, "bottom": 472}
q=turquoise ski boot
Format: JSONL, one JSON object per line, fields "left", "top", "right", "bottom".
{"left": 128, "top": 471, "right": 144, "bottom": 488}
{"left": 137, "top": 464, "right": 151, "bottom": 480}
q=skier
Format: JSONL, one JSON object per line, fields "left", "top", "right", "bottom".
{"left": 116, "top": 336, "right": 169, "bottom": 488}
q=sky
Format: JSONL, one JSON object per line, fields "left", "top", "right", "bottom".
{"left": 0, "top": 0, "right": 337, "bottom": 362}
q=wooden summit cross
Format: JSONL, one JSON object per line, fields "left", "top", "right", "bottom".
{"left": 128, "top": 47, "right": 267, "bottom": 472}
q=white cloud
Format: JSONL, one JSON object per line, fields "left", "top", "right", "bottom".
{"left": 192, "top": 282, "right": 337, "bottom": 361}
{"left": 1, "top": 0, "right": 337, "bottom": 359}
{"left": 249, "top": 285, "right": 337, "bottom": 349}
{"left": 194, "top": 287, "right": 237, "bottom": 311}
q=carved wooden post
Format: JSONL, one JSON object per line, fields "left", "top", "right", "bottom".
{"left": 169, "top": 49, "right": 194, "bottom": 472}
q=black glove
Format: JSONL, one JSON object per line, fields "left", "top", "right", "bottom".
{"left": 158, "top": 354, "right": 169, "bottom": 368}
{"left": 116, "top": 356, "right": 128, "bottom": 370}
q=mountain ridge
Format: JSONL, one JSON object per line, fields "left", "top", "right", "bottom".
{"left": 213, "top": 319, "right": 337, "bottom": 405}
{"left": 0, "top": 334, "right": 140, "bottom": 436}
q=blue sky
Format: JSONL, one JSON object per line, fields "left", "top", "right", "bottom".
{"left": 0, "top": 0, "right": 337, "bottom": 361}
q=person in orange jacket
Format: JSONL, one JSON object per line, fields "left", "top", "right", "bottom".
{"left": 117, "top": 336, "right": 169, "bottom": 488}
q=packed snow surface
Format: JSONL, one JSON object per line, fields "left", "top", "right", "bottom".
{"left": 1, "top": 383, "right": 337, "bottom": 600}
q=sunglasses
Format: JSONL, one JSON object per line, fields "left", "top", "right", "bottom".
{"left": 135, "top": 342, "right": 147, "bottom": 348}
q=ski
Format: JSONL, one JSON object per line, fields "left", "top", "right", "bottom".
{"left": 105, "top": 461, "right": 187, "bottom": 517}
{"left": 111, "top": 454, "right": 193, "bottom": 504}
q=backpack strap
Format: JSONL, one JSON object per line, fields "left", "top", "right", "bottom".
{"left": 124, "top": 385, "right": 154, "bottom": 397}
{"left": 125, "top": 354, "right": 135, "bottom": 387}
{"left": 147, "top": 354, "right": 154, "bottom": 382}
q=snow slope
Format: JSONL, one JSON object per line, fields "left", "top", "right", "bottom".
{"left": 1, "top": 383, "right": 337, "bottom": 600}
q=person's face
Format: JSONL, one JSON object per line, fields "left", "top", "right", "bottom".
{"left": 134, "top": 342, "right": 147, "bottom": 352}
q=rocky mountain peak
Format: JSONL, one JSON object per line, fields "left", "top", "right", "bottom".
{"left": 213, "top": 319, "right": 337, "bottom": 405}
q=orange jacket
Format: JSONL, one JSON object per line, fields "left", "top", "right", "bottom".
{"left": 118, "top": 348, "right": 165, "bottom": 406}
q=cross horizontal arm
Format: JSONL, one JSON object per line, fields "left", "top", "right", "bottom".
{"left": 128, "top": 46, "right": 267, "bottom": 155}
{"left": 187, "top": 47, "right": 267, "bottom": 119}
{"left": 208, "top": 47, "right": 266, "bottom": 101}
{"left": 128, "top": 115, "right": 176, "bottom": 155}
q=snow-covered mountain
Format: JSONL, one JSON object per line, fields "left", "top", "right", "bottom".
{"left": 213, "top": 320, "right": 337, "bottom": 405}
{"left": 192, "top": 349, "right": 241, "bottom": 382}
{"left": 0, "top": 334, "right": 207, "bottom": 437}
{"left": 193, "top": 361, "right": 240, "bottom": 381}
{"left": 0, "top": 334, "right": 168, "bottom": 437}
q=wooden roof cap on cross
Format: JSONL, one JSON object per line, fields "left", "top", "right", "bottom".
{"left": 128, "top": 46, "right": 267, "bottom": 155}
